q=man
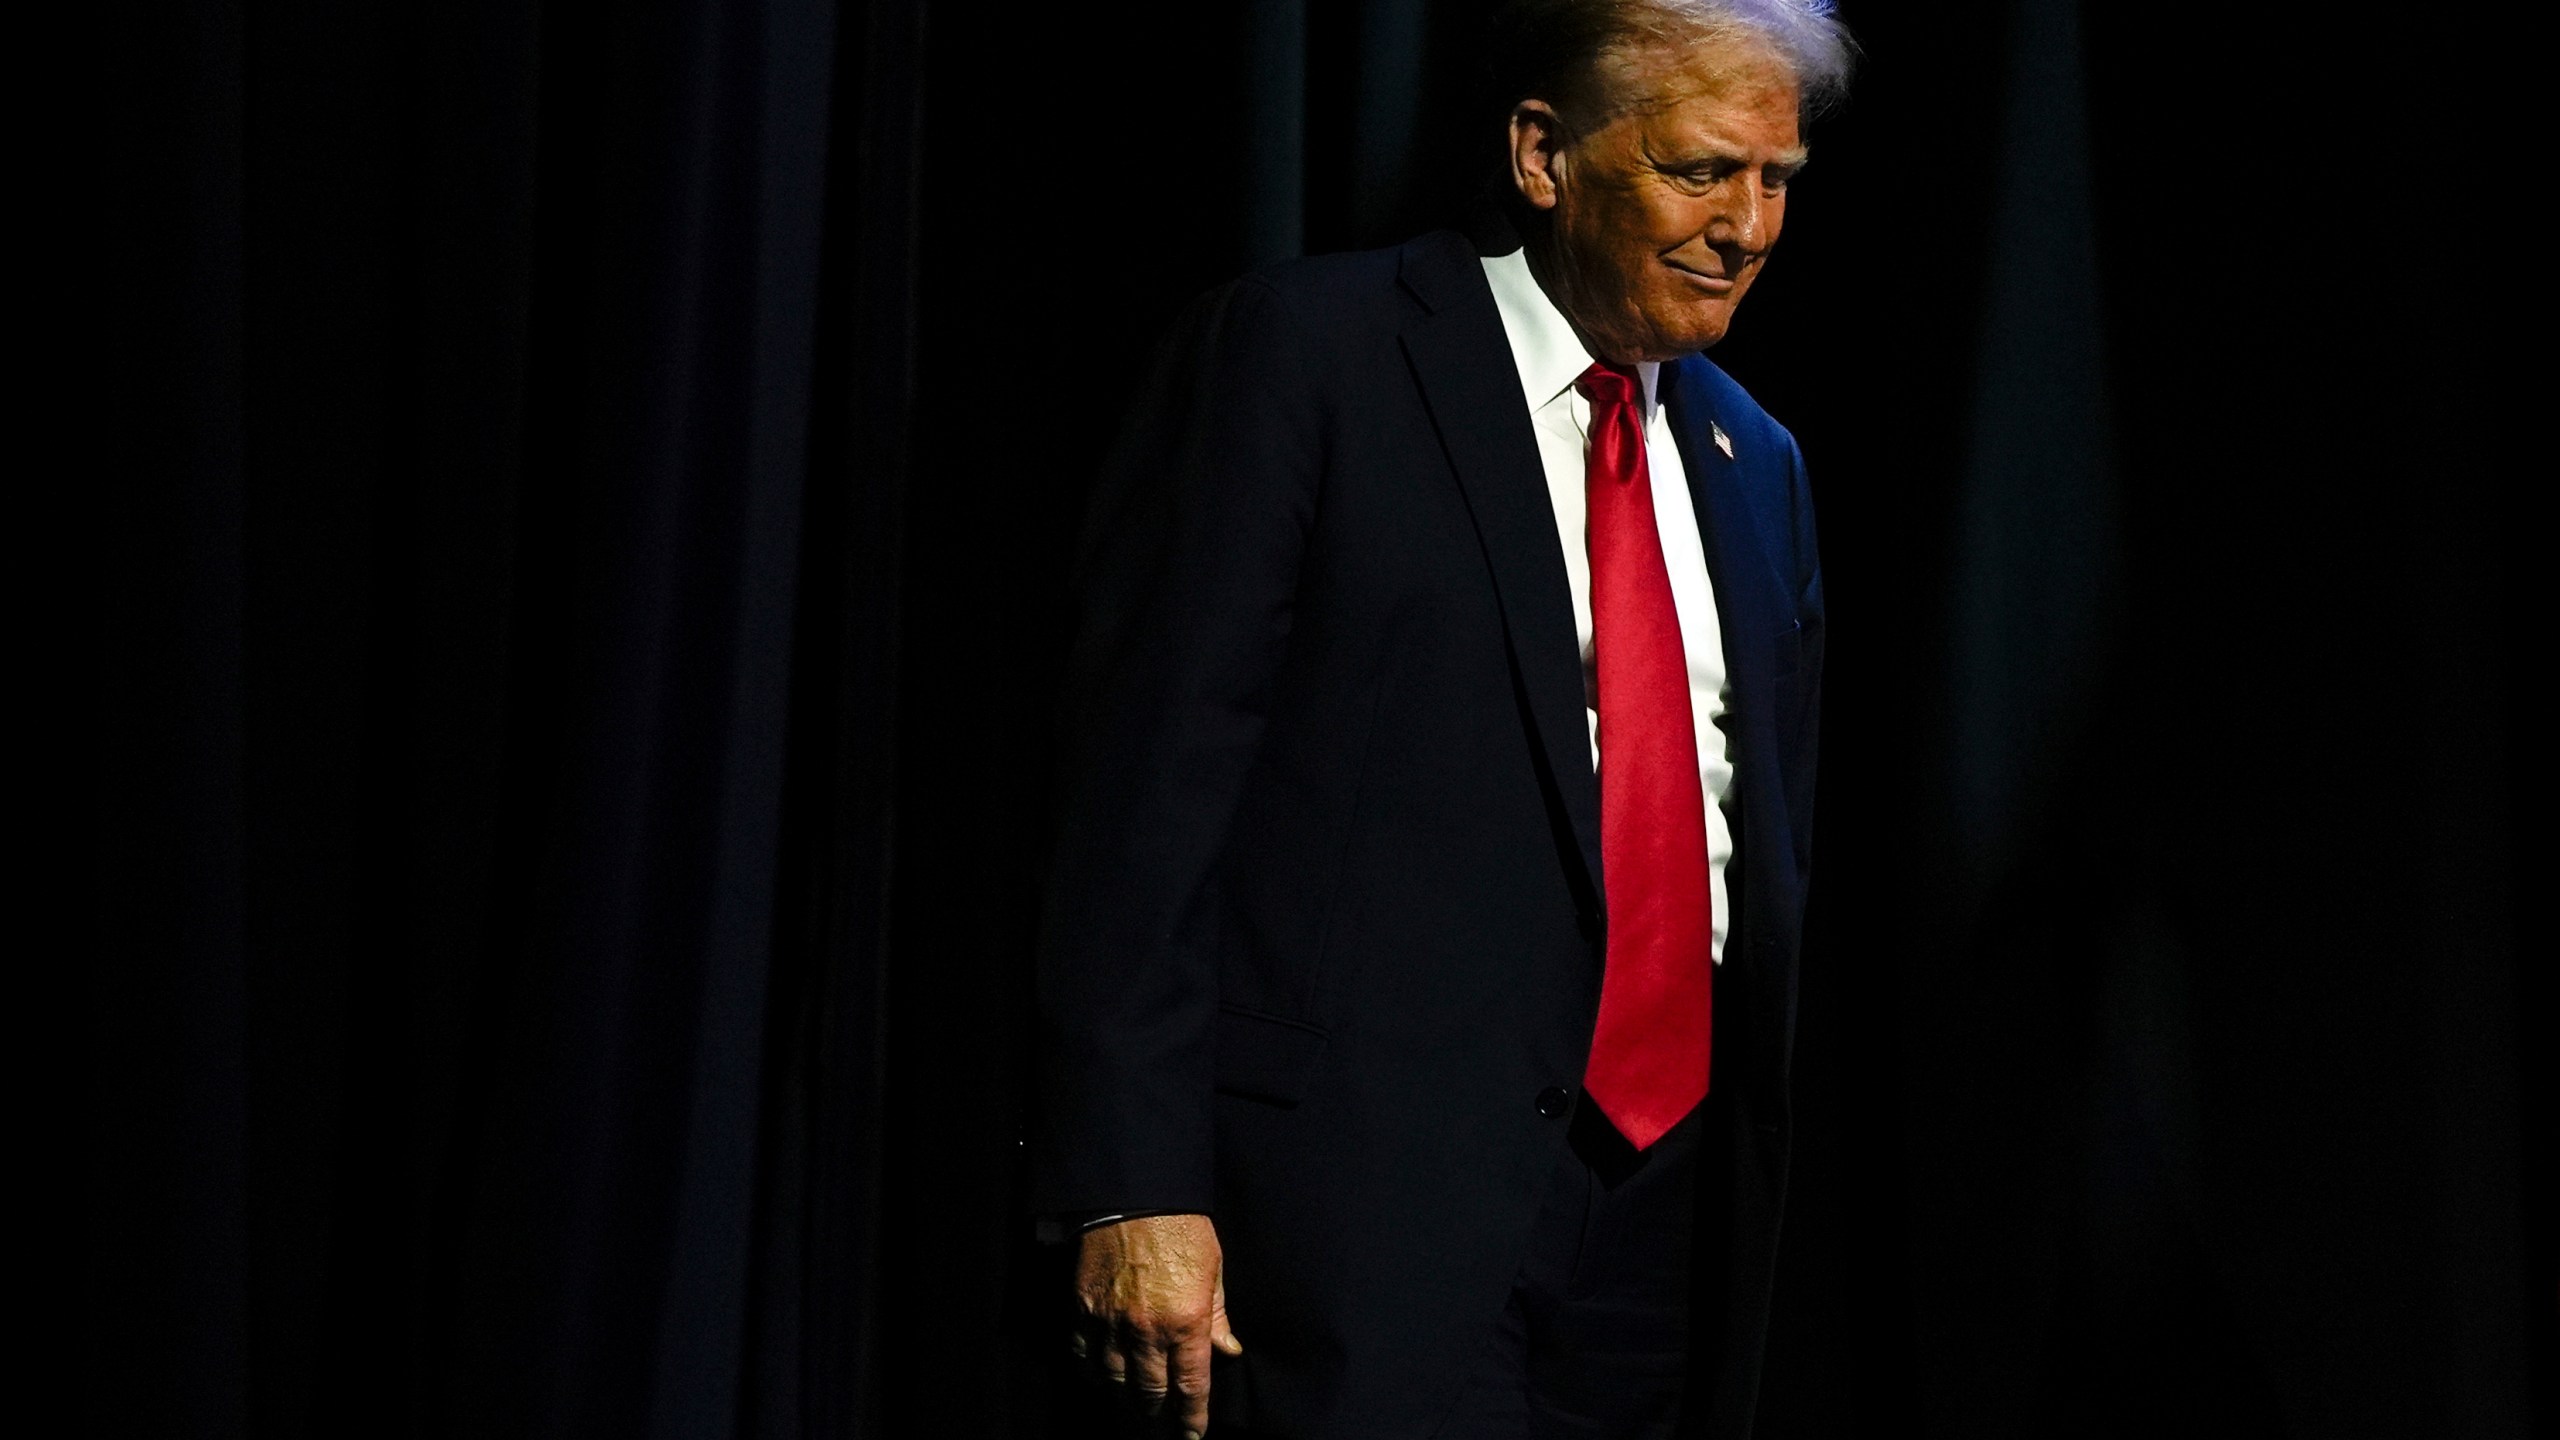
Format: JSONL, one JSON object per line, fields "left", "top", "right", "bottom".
{"left": 1034, "top": 2, "right": 1848, "bottom": 1435}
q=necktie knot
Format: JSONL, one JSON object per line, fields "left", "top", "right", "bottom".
{"left": 1577, "top": 362, "right": 1645, "bottom": 487}
{"left": 1575, "top": 361, "right": 1642, "bottom": 414}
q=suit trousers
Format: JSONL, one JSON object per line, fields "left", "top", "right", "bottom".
{"left": 1433, "top": 1095, "right": 1706, "bottom": 1438}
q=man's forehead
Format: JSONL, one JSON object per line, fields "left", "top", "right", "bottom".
{"left": 1597, "top": 40, "right": 1802, "bottom": 149}
{"left": 1629, "top": 84, "right": 1807, "bottom": 164}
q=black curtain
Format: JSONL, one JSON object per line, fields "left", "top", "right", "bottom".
{"left": 78, "top": 2, "right": 2546, "bottom": 1438}
{"left": 83, "top": 0, "right": 904, "bottom": 1432}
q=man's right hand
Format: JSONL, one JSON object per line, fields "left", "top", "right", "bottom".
{"left": 1071, "top": 1212, "right": 1244, "bottom": 1437}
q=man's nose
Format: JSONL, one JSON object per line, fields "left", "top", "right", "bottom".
{"left": 1713, "top": 186, "right": 1773, "bottom": 256}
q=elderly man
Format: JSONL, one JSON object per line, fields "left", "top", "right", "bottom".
{"left": 1034, "top": 2, "right": 1850, "bottom": 1435}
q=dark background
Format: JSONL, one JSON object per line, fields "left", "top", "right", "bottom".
{"left": 76, "top": 0, "right": 2545, "bottom": 1436}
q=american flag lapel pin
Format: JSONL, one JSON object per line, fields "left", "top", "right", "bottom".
{"left": 1711, "top": 420, "right": 1734, "bottom": 458}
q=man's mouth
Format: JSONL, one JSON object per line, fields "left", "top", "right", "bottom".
{"left": 1665, "top": 261, "right": 1737, "bottom": 295}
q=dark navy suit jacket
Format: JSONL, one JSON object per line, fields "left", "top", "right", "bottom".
{"left": 1032, "top": 225, "right": 1824, "bottom": 1439}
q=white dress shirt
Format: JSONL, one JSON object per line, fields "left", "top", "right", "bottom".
{"left": 1480, "top": 247, "right": 1735, "bottom": 964}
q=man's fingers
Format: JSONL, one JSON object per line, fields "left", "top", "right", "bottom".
{"left": 1209, "top": 1274, "right": 1243, "bottom": 1356}
{"left": 1067, "top": 1309, "right": 1113, "bottom": 1381}
{"left": 1094, "top": 1331, "right": 1129, "bottom": 1388}
{"left": 1128, "top": 1326, "right": 1173, "bottom": 1414}
{"left": 1171, "top": 1331, "right": 1215, "bottom": 1436}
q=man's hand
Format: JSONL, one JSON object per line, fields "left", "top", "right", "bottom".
{"left": 1071, "top": 1213, "right": 1244, "bottom": 1437}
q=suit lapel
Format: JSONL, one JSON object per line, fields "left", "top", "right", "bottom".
{"left": 1396, "top": 237, "right": 1605, "bottom": 895}
{"left": 1663, "top": 355, "right": 1797, "bottom": 917}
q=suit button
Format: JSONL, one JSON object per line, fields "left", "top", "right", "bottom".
{"left": 1535, "top": 1086, "right": 1572, "bottom": 1117}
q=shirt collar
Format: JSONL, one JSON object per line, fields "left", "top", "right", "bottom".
{"left": 1480, "top": 246, "right": 1661, "bottom": 417}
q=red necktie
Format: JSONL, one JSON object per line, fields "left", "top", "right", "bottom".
{"left": 1576, "top": 362, "right": 1713, "bottom": 1151}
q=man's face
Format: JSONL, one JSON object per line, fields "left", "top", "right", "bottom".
{"left": 1513, "top": 39, "right": 1807, "bottom": 363}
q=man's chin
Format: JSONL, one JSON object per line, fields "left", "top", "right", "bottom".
{"left": 1646, "top": 316, "right": 1733, "bottom": 357}
{"left": 1632, "top": 298, "right": 1739, "bottom": 356}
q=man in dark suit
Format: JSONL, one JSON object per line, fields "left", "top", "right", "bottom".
{"left": 1034, "top": 3, "right": 1849, "bottom": 1435}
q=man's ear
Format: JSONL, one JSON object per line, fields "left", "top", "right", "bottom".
{"left": 1508, "top": 100, "right": 1567, "bottom": 212}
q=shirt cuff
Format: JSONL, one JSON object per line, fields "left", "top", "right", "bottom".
{"left": 1031, "top": 1209, "right": 1198, "bottom": 1245}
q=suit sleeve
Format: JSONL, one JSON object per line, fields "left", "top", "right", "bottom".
{"left": 1029, "top": 279, "right": 1323, "bottom": 1221}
